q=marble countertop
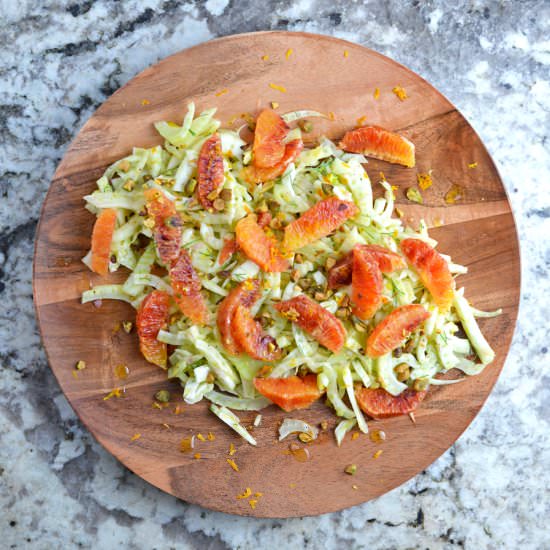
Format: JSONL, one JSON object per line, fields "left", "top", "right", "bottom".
{"left": 1, "top": 1, "right": 549, "bottom": 548}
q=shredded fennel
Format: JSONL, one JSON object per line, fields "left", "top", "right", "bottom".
{"left": 81, "top": 103, "right": 499, "bottom": 445}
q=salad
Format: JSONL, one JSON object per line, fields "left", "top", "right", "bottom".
{"left": 82, "top": 104, "right": 499, "bottom": 445}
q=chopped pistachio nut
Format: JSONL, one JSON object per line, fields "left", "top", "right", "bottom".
{"left": 75, "top": 360, "right": 86, "bottom": 370}
{"left": 143, "top": 217, "right": 155, "bottom": 229}
{"left": 413, "top": 378, "right": 429, "bottom": 391}
{"left": 336, "top": 307, "right": 350, "bottom": 319}
{"left": 406, "top": 187, "right": 423, "bottom": 204}
{"left": 267, "top": 200, "right": 280, "bottom": 212}
{"left": 321, "top": 183, "right": 334, "bottom": 196}
{"left": 298, "top": 119, "right": 313, "bottom": 133}
{"left": 270, "top": 101, "right": 279, "bottom": 109}
{"left": 354, "top": 322, "right": 366, "bottom": 333}
{"left": 345, "top": 464, "right": 357, "bottom": 475}
{"left": 185, "top": 178, "right": 197, "bottom": 194}
{"left": 219, "top": 188, "right": 232, "bottom": 201}
{"left": 122, "top": 321, "right": 133, "bottom": 334}
{"left": 213, "top": 198, "right": 225, "bottom": 211}
{"left": 293, "top": 253, "right": 303, "bottom": 264}
{"left": 325, "top": 257, "right": 336, "bottom": 270}
{"left": 155, "top": 390, "right": 171, "bottom": 403}
{"left": 122, "top": 179, "right": 135, "bottom": 191}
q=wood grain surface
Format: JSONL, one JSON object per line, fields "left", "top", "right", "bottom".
{"left": 32, "top": 31, "right": 520, "bottom": 517}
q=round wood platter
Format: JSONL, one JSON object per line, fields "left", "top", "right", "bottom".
{"left": 33, "top": 31, "right": 520, "bottom": 517}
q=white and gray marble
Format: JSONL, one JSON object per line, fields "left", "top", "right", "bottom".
{"left": 1, "top": 1, "right": 549, "bottom": 549}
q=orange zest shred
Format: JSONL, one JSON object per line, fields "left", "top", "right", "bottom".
{"left": 197, "top": 433, "right": 206, "bottom": 442}
{"left": 236, "top": 487, "right": 252, "bottom": 499}
{"left": 392, "top": 86, "right": 407, "bottom": 101}
{"left": 374, "top": 87, "right": 380, "bottom": 100}
{"left": 289, "top": 482, "right": 296, "bottom": 489}
{"left": 417, "top": 172, "right": 433, "bottom": 190}
{"left": 194, "top": 453, "right": 201, "bottom": 459}
{"left": 351, "top": 432, "right": 360, "bottom": 440}
{"left": 131, "top": 433, "right": 141, "bottom": 441}
{"left": 227, "top": 458, "right": 239, "bottom": 472}
{"left": 344, "top": 50, "right": 349, "bottom": 58}
{"left": 285, "top": 48, "right": 293, "bottom": 59}
{"left": 71, "top": 370, "right": 79, "bottom": 379}
{"left": 249, "top": 499, "right": 258, "bottom": 510}
{"left": 207, "top": 432, "right": 215, "bottom": 441}
{"left": 174, "top": 405, "right": 183, "bottom": 414}
{"left": 162, "top": 423, "right": 171, "bottom": 430}
{"left": 215, "top": 89, "right": 228, "bottom": 97}
{"left": 356, "top": 115, "right": 367, "bottom": 127}
{"left": 271, "top": 101, "right": 279, "bottom": 109}
{"left": 254, "top": 492, "right": 263, "bottom": 498}
{"left": 468, "top": 162, "right": 478, "bottom": 169}
{"left": 103, "top": 388, "right": 123, "bottom": 401}
{"left": 229, "top": 443, "right": 236, "bottom": 456}
{"left": 141, "top": 99, "right": 150, "bottom": 105}
{"left": 373, "top": 449, "right": 384, "bottom": 459}
{"left": 328, "top": 111, "right": 335, "bottom": 121}
{"left": 152, "top": 402, "right": 162, "bottom": 409}
{"left": 261, "top": 54, "right": 269, "bottom": 61}
{"left": 269, "top": 83, "right": 287, "bottom": 93}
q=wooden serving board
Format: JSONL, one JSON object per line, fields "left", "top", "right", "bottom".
{"left": 33, "top": 31, "right": 520, "bottom": 517}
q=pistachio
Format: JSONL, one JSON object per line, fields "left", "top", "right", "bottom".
{"left": 207, "top": 189, "right": 220, "bottom": 201}
{"left": 267, "top": 200, "right": 280, "bottom": 212}
{"left": 270, "top": 217, "right": 282, "bottom": 230}
{"left": 291, "top": 269, "right": 301, "bottom": 282}
{"left": 294, "top": 253, "right": 304, "bottom": 264}
{"left": 345, "top": 464, "right": 357, "bottom": 475}
{"left": 122, "top": 321, "right": 133, "bottom": 334}
{"left": 325, "top": 257, "right": 336, "bottom": 270}
{"left": 354, "top": 322, "right": 366, "bottom": 333}
{"left": 154, "top": 390, "right": 171, "bottom": 403}
{"left": 213, "top": 198, "right": 225, "bottom": 211}
{"left": 185, "top": 178, "right": 197, "bottom": 194}
{"left": 321, "top": 183, "right": 334, "bottom": 196}
{"left": 219, "top": 188, "right": 232, "bottom": 201}
{"left": 298, "top": 119, "right": 313, "bottom": 133}
{"left": 413, "top": 378, "right": 429, "bottom": 392}
{"left": 75, "top": 360, "right": 86, "bottom": 371}
{"left": 336, "top": 307, "right": 350, "bottom": 319}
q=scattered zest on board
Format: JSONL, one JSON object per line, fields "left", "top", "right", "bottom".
{"left": 81, "top": 102, "right": 499, "bottom": 448}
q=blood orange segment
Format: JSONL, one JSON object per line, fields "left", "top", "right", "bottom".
{"left": 366, "top": 304, "right": 430, "bottom": 358}
{"left": 275, "top": 295, "right": 346, "bottom": 353}
{"left": 136, "top": 290, "right": 170, "bottom": 368}
{"left": 351, "top": 248, "right": 383, "bottom": 320}
{"left": 90, "top": 208, "right": 117, "bottom": 275}
{"left": 235, "top": 214, "right": 289, "bottom": 272}
{"left": 283, "top": 197, "right": 359, "bottom": 252}
{"left": 253, "top": 375, "right": 322, "bottom": 412}
{"left": 253, "top": 108, "right": 289, "bottom": 168}
{"left": 243, "top": 139, "right": 303, "bottom": 184}
{"left": 217, "top": 279, "right": 261, "bottom": 355}
{"left": 144, "top": 188, "right": 182, "bottom": 265}
{"left": 256, "top": 211, "right": 273, "bottom": 228}
{"left": 170, "top": 249, "right": 209, "bottom": 325}
{"left": 356, "top": 387, "right": 427, "bottom": 419}
{"left": 218, "top": 237, "right": 238, "bottom": 265}
{"left": 339, "top": 125, "right": 416, "bottom": 167}
{"left": 197, "top": 133, "right": 224, "bottom": 211}
{"left": 401, "top": 238, "right": 455, "bottom": 312}
{"left": 231, "top": 305, "right": 282, "bottom": 361}
{"left": 328, "top": 244, "right": 405, "bottom": 289}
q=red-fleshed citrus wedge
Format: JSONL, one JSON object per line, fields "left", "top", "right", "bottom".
{"left": 283, "top": 197, "right": 359, "bottom": 252}
{"left": 197, "top": 133, "right": 224, "bottom": 211}
{"left": 328, "top": 244, "right": 406, "bottom": 289}
{"left": 231, "top": 305, "right": 282, "bottom": 361}
{"left": 275, "top": 295, "right": 346, "bottom": 353}
{"left": 217, "top": 279, "right": 261, "bottom": 355}
{"left": 351, "top": 248, "right": 383, "bottom": 320}
{"left": 339, "top": 125, "right": 416, "bottom": 168}
{"left": 366, "top": 304, "right": 430, "bottom": 358}
{"left": 253, "top": 375, "right": 323, "bottom": 412}
{"left": 242, "top": 139, "right": 303, "bottom": 184}
{"left": 257, "top": 211, "right": 273, "bottom": 228}
{"left": 356, "top": 387, "right": 427, "bottom": 419}
{"left": 90, "top": 208, "right": 117, "bottom": 275}
{"left": 170, "top": 249, "right": 209, "bottom": 325}
{"left": 136, "top": 290, "right": 170, "bottom": 368}
{"left": 401, "top": 238, "right": 455, "bottom": 312}
{"left": 144, "top": 188, "right": 182, "bottom": 265}
{"left": 235, "top": 214, "right": 289, "bottom": 272}
{"left": 218, "top": 237, "right": 238, "bottom": 265}
{"left": 253, "top": 108, "right": 289, "bottom": 168}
